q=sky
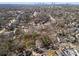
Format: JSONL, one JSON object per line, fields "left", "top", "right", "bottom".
{"left": 0, "top": 0, "right": 79, "bottom": 4}
{"left": 0, "top": 0, "right": 79, "bottom": 2}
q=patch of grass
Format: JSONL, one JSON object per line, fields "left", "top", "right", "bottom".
{"left": 23, "top": 32, "right": 38, "bottom": 49}
{"left": 25, "top": 40, "right": 36, "bottom": 49}
{"left": 42, "top": 36, "right": 51, "bottom": 46}
{"left": 0, "top": 40, "right": 13, "bottom": 56}
{"left": 32, "top": 32, "right": 38, "bottom": 38}
{"left": 47, "top": 50, "right": 57, "bottom": 56}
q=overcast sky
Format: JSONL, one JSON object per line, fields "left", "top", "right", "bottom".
{"left": 0, "top": 0, "right": 79, "bottom": 2}
{"left": 0, "top": 0, "right": 79, "bottom": 4}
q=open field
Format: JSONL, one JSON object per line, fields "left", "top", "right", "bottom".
{"left": 0, "top": 5, "right": 79, "bottom": 56}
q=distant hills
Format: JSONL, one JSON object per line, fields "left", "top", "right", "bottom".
{"left": 0, "top": 2, "right": 79, "bottom": 8}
